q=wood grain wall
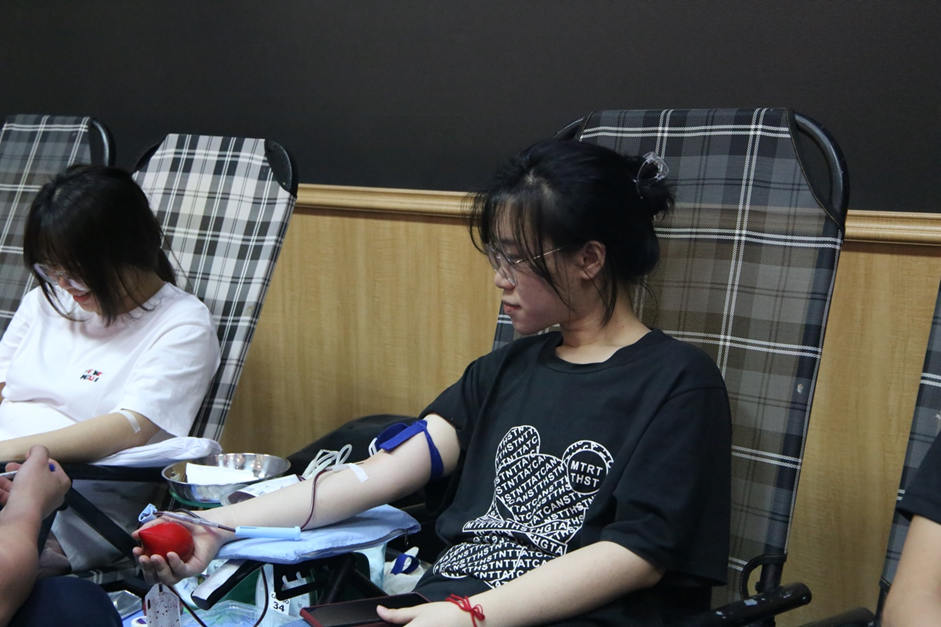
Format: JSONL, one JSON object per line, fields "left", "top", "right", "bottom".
{"left": 220, "top": 186, "right": 501, "bottom": 457}
{"left": 220, "top": 186, "right": 941, "bottom": 624}
{"left": 785, "top": 227, "right": 941, "bottom": 624}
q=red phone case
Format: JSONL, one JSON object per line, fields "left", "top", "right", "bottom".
{"left": 300, "top": 593, "right": 429, "bottom": 627}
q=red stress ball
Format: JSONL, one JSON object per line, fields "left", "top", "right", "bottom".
{"left": 138, "top": 521, "right": 195, "bottom": 562}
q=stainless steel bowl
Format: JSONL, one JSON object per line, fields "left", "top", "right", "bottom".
{"left": 162, "top": 453, "right": 290, "bottom": 505}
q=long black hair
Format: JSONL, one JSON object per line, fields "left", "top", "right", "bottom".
{"left": 469, "top": 139, "right": 674, "bottom": 324}
{"left": 24, "top": 165, "right": 176, "bottom": 325}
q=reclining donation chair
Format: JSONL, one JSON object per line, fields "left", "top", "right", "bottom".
{"left": 788, "top": 279, "right": 941, "bottom": 626}
{"left": 61, "top": 133, "right": 297, "bottom": 582}
{"left": 134, "top": 133, "right": 298, "bottom": 444}
{"left": 551, "top": 108, "right": 848, "bottom": 625}
{"left": 205, "top": 108, "right": 848, "bottom": 624}
{"left": 0, "top": 114, "right": 112, "bottom": 334}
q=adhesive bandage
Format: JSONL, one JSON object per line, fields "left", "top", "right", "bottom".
{"left": 118, "top": 409, "right": 142, "bottom": 433}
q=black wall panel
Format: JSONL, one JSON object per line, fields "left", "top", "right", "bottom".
{"left": 1, "top": 1, "right": 938, "bottom": 211}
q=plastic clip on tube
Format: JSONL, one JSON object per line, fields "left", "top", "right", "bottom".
{"left": 231, "top": 525, "right": 301, "bottom": 540}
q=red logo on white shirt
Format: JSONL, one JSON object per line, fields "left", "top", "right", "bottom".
{"left": 80, "top": 369, "right": 103, "bottom": 382}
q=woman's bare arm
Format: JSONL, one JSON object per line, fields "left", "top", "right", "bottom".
{"left": 0, "top": 410, "right": 161, "bottom": 463}
{"left": 137, "top": 415, "right": 461, "bottom": 583}
{"left": 884, "top": 515, "right": 941, "bottom": 627}
{"left": 378, "top": 541, "right": 663, "bottom": 627}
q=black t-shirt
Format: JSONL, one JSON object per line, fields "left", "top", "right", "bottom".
{"left": 899, "top": 435, "right": 941, "bottom": 524}
{"left": 414, "top": 330, "right": 732, "bottom": 626}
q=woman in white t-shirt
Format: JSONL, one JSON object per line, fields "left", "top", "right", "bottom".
{"left": 0, "top": 165, "right": 220, "bottom": 571}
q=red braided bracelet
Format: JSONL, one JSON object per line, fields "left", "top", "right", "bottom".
{"left": 446, "top": 594, "right": 485, "bottom": 627}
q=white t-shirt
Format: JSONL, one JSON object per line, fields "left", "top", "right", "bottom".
{"left": 0, "top": 283, "right": 220, "bottom": 441}
{"left": 0, "top": 283, "right": 220, "bottom": 571}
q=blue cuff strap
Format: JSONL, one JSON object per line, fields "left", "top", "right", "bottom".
{"left": 375, "top": 419, "right": 444, "bottom": 480}
{"left": 391, "top": 552, "right": 421, "bottom": 575}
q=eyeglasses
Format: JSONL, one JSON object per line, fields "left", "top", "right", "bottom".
{"left": 484, "top": 244, "right": 563, "bottom": 287}
{"left": 33, "top": 264, "right": 88, "bottom": 291}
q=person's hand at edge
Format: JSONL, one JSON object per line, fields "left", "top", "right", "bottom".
{"left": 1, "top": 445, "right": 69, "bottom": 517}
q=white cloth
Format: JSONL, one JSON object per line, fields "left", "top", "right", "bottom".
{"left": 95, "top": 437, "right": 222, "bottom": 467}
{"left": 0, "top": 283, "right": 221, "bottom": 570}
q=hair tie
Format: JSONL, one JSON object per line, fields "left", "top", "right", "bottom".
{"left": 635, "top": 151, "right": 669, "bottom": 198}
{"left": 446, "top": 594, "right": 485, "bottom": 626}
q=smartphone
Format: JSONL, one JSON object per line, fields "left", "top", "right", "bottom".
{"left": 300, "top": 593, "right": 429, "bottom": 627}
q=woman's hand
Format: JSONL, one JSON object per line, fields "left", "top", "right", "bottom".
{"left": 377, "top": 601, "right": 474, "bottom": 627}
{"left": 133, "top": 518, "right": 227, "bottom": 585}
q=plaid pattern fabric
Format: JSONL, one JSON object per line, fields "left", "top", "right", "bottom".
{"left": 0, "top": 114, "right": 97, "bottom": 334}
{"left": 879, "top": 281, "right": 941, "bottom": 596}
{"left": 494, "top": 109, "right": 844, "bottom": 603}
{"left": 134, "top": 134, "right": 296, "bottom": 442}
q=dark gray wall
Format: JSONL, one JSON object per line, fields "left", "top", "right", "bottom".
{"left": 1, "top": 1, "right": 938, "bottom": 211}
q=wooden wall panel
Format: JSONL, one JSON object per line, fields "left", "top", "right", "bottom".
{"left": 220, "top": 207, "right": 501, "bottom": 457}
{"left": 219, "top": 185, "right": 941, "bottom": 623}
{"left": 782, "top": 243, "right": 941, "bottom": 625}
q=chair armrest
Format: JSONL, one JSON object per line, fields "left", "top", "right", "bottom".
{"left": 671, "top": 582, "right": 812, "bottom": 627}
{"left": 799, "top": 607, "right": 875, "bottom": 627}
{"left": 193, "top": 559, "right": 264, "bottom": 610}
{"left": 61, "top": 463, "right": 165, "bottom": 482}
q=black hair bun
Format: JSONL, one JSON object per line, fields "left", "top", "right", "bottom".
{"left": 628, "top": 153, "right": 674, "bottom": 220}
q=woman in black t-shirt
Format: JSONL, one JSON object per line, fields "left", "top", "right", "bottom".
{"left": 136, "top": 140, "right": 732, "bottom": 627}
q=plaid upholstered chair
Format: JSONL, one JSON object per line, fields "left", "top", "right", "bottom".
{"left": 0, "top": 114, "right": 112, "bottom": 334}
{"left": 205, "top": 109, "right": 847, "bottom": 621}
{"left": 548, "top": 108, "right": 846, "bottom": 625}
{"left": 789, "top": 281, "right": 941, "bottom": 627}
{"left": 136, "top": 134, "right": 297, "bottom": 444}
{"left": 272, "top": 109, "right": 849, "bottom": 623}
{"left": 62, "top": 134, "right": 297, "bottom": 582}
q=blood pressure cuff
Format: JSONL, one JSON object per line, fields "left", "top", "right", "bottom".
{"left": 374, "top": 419, "right": 444, "bottom": 480}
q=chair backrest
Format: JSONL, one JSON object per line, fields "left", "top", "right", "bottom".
{"left": 0, "top": 114, "right": 112, "bottom": 335}
{"left": 133, "top": 134, "right": 297, "bottom": 442}
{"left": 877, "top": 279, "right": 941, "bottom": 612}
{"left": 493, "top": 108, "right": 847, "bottom": 604}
